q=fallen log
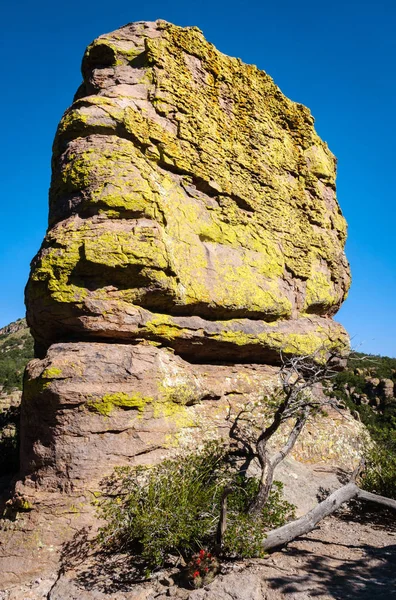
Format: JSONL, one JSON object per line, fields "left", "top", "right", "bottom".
{"left": 263, "top": 482, "right": 396, "bottom": 552}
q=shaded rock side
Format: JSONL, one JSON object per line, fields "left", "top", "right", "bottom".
{"left": 26, "top": 19, "right": 350, "bottom": 359}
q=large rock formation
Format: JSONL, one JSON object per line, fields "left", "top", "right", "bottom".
{"left": 1, "top": 20, "right": 352, "bottom": 595}
{"left": 26, "top": 20, "right": 349, "bottom": 361}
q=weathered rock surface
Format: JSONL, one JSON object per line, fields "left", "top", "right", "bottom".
{"left": 20, "top": 342, "right": 278, "bottom": 491}
{"left": 1, "top": 20, "right": 353, "bottom": 597}
{"left": 1, "top": 344, "right": 281, "bottom": 589}
{"left": 26, "top": 19, "right": 350, "bottom": 360}
{"left": 1, "top": 351, "right": 366, "bottom": 596}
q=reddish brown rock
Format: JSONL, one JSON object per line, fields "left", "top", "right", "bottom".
{"left": 19, "top": 342, "right": 277, "bottom": 492}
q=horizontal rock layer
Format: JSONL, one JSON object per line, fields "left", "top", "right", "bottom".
{"left": 28, "top": 291, "right": 348, "bottom": 362}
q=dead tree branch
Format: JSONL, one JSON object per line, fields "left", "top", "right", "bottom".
{"left": 262, "top": 482, "right": 396, "bottom": 552}
{"left": 219, "top": 348, "right": 396, "bottom": 555}
{"left": 246, "top": 350, "right": 344, "bottom": 515}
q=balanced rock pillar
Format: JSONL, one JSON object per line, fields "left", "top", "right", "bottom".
{"left": 2, "top": 20, "right": 351, "bottom": 592}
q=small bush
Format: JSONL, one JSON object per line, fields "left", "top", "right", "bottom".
{"left": 97, "top": 441, "right": 231, "bottom": 567}
{"left": 97, "top": 442, "right": 295, "bottom": 570}
{"left": 223, "top": 479, "right": 295, "bottom": 558}
{"left": 361, "top": 436, "right": 396, "bottom": 500}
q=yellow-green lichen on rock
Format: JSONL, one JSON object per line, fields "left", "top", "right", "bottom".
{"left": 26, "top": 20, "right": 350, "bottom": 360}
{"left": 87, "top": 392, "right": 152, "bottom": 416}
{"left": 87, "top": 388, "right": 196, "bottom": 426}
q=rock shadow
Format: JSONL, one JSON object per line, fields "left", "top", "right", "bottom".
{"left": 265, "top": 542, "right": 396, "bottom": 599}
{"left": 59, "top": 528, "right": 176, "bottom": 594}
{"left": 317, "top": 485, "right": 396, "bottom": 533}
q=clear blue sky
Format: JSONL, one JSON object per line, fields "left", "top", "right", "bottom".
{"left": 1, "top": 0, "right": 395, "bottom": 356}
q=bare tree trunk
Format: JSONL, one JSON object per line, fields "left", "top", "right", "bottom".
{"left": 248, "top": 447, "right": 274, "bottom": 515}
{"left": 248, "top": 408, "right": 309, "bottom": 515}
{"left": 216, "top": 487, "right": 232, "bottom": 549}
{"left": 262, "top": 482, "right": 396, "bottom": 552}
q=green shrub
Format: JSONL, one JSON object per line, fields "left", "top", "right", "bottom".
{"left": 97, "top": 441, "right": 231, "bottom": 567}
{"left": 223, "top": 479, "right": 295, "bottom": 558}
{"left": 97, "top": 442, "right": 296, "bottom": 569}
{"left": 0, "top": 406, "right": 20, "bottom": 476}
{"left": 361, "top": 435, "right": 396, "bottom": 499}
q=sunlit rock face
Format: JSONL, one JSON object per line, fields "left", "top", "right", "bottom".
{"left": 26, "top": 20, "right": 350, "bottom": 361}
{"left": 1, "top": 22, "right": 354, "bottom": 592}
{"left": 20, "top": 15, "right": 352, "bottom": 511}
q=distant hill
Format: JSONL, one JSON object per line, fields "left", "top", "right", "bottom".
{"left": 0, "top": 318, "right": 34, "bottom": 393}
{"left": 0, "top": 319, "right": 34, "bottom": 479}
{"left": 332, "top": 352, "right": 396, "bottom": 446}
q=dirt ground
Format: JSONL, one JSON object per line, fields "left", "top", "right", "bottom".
{"left": 41, "top": 509, "right": 396, "bottom": 600}
{"left": 248, "top": 511, "right": 396, "bottom": 599}
{"left": 251, "top": 456, "right": 396, "bottom": 598}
